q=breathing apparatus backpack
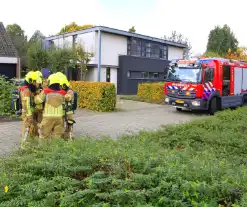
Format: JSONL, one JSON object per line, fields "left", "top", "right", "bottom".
{"left": 11, "top": 88, "right": 22, "bottom": 116}
{"left": 72, "top": 91, "right": 78, "bottom": 112}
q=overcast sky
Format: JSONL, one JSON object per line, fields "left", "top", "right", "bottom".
{"left": 1, "top": 0, "right": 246, "bottom": 55}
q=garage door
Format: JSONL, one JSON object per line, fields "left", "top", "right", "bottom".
{"left": 0, "top": 63, "right": 16, "bottom": 79}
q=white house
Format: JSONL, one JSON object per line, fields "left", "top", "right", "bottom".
{"left": 44, "top": 26, "right": 186, "bottom": 94}
{"left": 0, "top": 22, "right": 20, "bottom": 79}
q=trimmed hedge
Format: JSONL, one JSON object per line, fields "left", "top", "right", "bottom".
{"left": 137, "top": 82, "right": 165, "bottom": 104}
{"left": 70, "top": 81, "right": 116, "bottom": 112}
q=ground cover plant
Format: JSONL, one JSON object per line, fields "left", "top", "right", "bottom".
{"left": 1, "top": 108, "right": 247, "bottom": 206}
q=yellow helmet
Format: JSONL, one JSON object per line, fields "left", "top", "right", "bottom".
{"left": 25, "top": 71, "right": 39, "bottom": 84}
{"left": 56, "top": 72, "right": 70, "bottom": 88}
{"left": 37, "top": 77, "right": 42, "bottom": 84}
{"left": 60, "top": 77, "right": 70, "bottom": 89}
{"left": 56, "top": 72, "right": 67, "bottom": 80}
{"left": 36, "top": 71, "right": 43, "bottom": 78}
{"left": 48, "top": 74, "right": 60, "bottom": 86}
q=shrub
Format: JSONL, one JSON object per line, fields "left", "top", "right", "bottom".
{"left": 137, "top": 82, "right": 165, "bottom": 104}
{"left": 1, "top": 108, "right": 247, "bottom": 206}
{"left": 0, "top": 76, "right": 16, "bottom": 116}
{"left": 70, "top": 81, "right": 116, "bottom": 112}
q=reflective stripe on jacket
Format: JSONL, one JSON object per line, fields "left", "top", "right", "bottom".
{"left": 20, "top": 86, "right": 34, "bottom": 117}
{"left": 35, "top": 88, "right": 66, "bottom": 118}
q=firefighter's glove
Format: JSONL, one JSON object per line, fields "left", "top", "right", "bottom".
{"left": 65, "top": 94, "right": 72, "bottom": 102}
{"left": 67, "top": 119, "right": 76, "bottom": 126}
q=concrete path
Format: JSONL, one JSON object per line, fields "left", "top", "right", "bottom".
{"left": 0, "top": 99, "right": 205, "bottom": 156}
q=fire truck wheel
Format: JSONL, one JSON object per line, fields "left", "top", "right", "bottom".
{"left": 208, "top": 97, "right": 217, "bottom": 115}
{"left": 176, "top": 108, "right": 182, "bottom": 112}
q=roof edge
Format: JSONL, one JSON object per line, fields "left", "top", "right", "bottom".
{"left": 45, "top": 26, "right": 187, "bottom": 48}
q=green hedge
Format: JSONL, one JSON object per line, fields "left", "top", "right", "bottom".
{"left": 0, "top": 76, "right": 16, "bottom": 116}
{"left": 1, "top": 108, "right": 247, "bottom": 206}
{"left": 137, "top": 82, "right": 165, "bottom": 104}
{"left": 70, "top": 81, "right": 116, "bottom": 112}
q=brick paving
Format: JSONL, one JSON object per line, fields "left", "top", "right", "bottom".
{"left": 0, "top": 100, "right": 205, "bottom": 156}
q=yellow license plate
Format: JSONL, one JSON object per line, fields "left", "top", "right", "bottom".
{"left": 176, "top": 100, "right": 184, "bottom": 104}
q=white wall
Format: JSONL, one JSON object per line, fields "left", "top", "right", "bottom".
{"left": 168, "top": 46, "right": 184, "bottom": 60}
{"left": 76, "top": 32, "right": 97, "bottom": 65}
{"left": 0, "top": 57, "right": 18, "bottom": 64}
{"left": 85, "top": 68, "right": 97, "bottom": 82}
{"left": 110, "top": 68, "right": 118, "bottom": 93}
{"left": 85, "top": 67, "right": 106, "bottom": 82}
{"left": 99, "top": 32, "right": 127, "bottom": 66}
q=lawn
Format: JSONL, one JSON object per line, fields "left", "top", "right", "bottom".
{"left": 1, "top": 108, "right": 247, "bottom": 206}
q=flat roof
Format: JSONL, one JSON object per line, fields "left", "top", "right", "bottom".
{"left": 45, "top": 26, "right": 187, "bottom": 48}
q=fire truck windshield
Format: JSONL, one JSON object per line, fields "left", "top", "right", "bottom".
{"left": 166, "top": 66, "right": 202, "bottom": 83}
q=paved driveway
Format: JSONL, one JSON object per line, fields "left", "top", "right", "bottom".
{"left": 0, "top": 100, "right": 205, "bottom": 156}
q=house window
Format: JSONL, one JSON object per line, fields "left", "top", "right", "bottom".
{"left": 127, "top": 71, "right": 160, "bottom": 79}
{"left": 127, "top": 37, "right": 167, "bottom": 60}
{"left": 142, "top": 72, "right": 149, "bottom": 78}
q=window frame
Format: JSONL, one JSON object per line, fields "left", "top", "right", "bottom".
{"left": 204, "top": 67, "right": 214, "bottom": 83}
{"left": 127, "top": 37, "right": 167, "bottom": 60}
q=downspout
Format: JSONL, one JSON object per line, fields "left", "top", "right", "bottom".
{"left": 97, "top": 28, "right": 101, "bottom": 82}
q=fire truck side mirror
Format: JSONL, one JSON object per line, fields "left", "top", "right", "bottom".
{"left": 201, "top": 63, "right": 207, "bottom": 68}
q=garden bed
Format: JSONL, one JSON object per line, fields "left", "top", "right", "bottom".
{"left": 1, "top": 108, "right": 247, "bottom": 206}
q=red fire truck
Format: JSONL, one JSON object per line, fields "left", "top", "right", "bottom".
{"left": 164, "top": 58, "right": 247, "bottom": 115}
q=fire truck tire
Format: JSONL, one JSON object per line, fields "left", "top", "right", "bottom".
{"left": 208, "top": 97, "right": 217, "bottom": 115}
{"left": 176, "top": 108, "right": 182, "bottom": 112}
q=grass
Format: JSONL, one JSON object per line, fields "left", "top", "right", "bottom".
{"left": 119, "top": 95, "right": 164, "bottom": 105}
{"left": 1, "top": 108, "right": 247, "bottom": 206}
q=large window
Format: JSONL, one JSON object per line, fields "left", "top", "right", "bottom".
{"left": 204, "top": 68, "right": 214, "bottom": 82}
{"left": 128, "top": 71, "right": 160, "bottom": 79}
{"left": 127, "top": 38, "right": 167, "bottom": 60}
{"left": 166, "top": 66, "right": 202, "bottom": 84}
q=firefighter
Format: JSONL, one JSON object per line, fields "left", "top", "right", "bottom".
{"left": 34, "top": 74, "right": 67, "bottom": 139}
{"left": 19, "top": 71, "right": 39, "bottom": 146}
{"left": 59, "top": 75, "right": 75, "bottom": 140}
{"left": 34, "top": 71, "right": 43, "bottom": 125}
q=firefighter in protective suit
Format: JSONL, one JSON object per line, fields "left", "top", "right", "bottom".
{"left": 20, "top": 71, "right": 39, "bottom": 146}
{"left": 57, "top": 73, "right": 75, "bottom": 140}
{"left": 34, "top": 71, "right": 43, "bottom": 125}
{"left": 34, "top": 74, "right": 67, "bottom": 139}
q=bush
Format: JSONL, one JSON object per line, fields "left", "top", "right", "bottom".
{"left": 0, "top": 76, "right": 16, "bottom": 116}
{"left": 1, "top": 108, "right": 247, "bottom": 206}
{"left": 70, "top": 81, "right": 116, "bottom": 112}
{"left": 137, "top": 82, "right": 165, "bottom": 104}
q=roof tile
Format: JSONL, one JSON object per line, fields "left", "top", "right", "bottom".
{"left": 0, "top": 22, "right": 18, "bottom": 57}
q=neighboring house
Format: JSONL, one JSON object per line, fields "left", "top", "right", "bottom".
{"left": 0, "top": 22, "right": 20, "bottom": 79}
{"left": 44, "top": 26, "right": 187, "bottom": 94}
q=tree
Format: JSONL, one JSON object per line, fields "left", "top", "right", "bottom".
{"left": 164, "top": 31, "right": 192, "bottom": 59}
{"left": 48, "top": 45, "right": 76, "bottom": 73}
{"left": 226, "top": 47, "right": 247, "bottom": 61}
{"left": 6, "top": 24, "right": 28, "bottom": 68}
{"left": 58, "top": 22, "right": 94, "bottom": 34}
{"left": 129, "top": 26, "right": 136, "bottom": 33}
{"left": 206, "top": 24, "right": 238, "bottom": 56}
{"left": 28, "top": 30, "right": 45, "bottom": 45}
{"left": 203, "top": 51, "right": 224, "bottom": 58}
{"left": 27, "top": 41, "right": 50, "bottom": 70}
{"left": 73, "top": 43, "right": 94, "bottom": 80}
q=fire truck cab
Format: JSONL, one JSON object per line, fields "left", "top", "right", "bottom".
{"left": 164, "top": 58, "right": 247, "bottom": 115}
